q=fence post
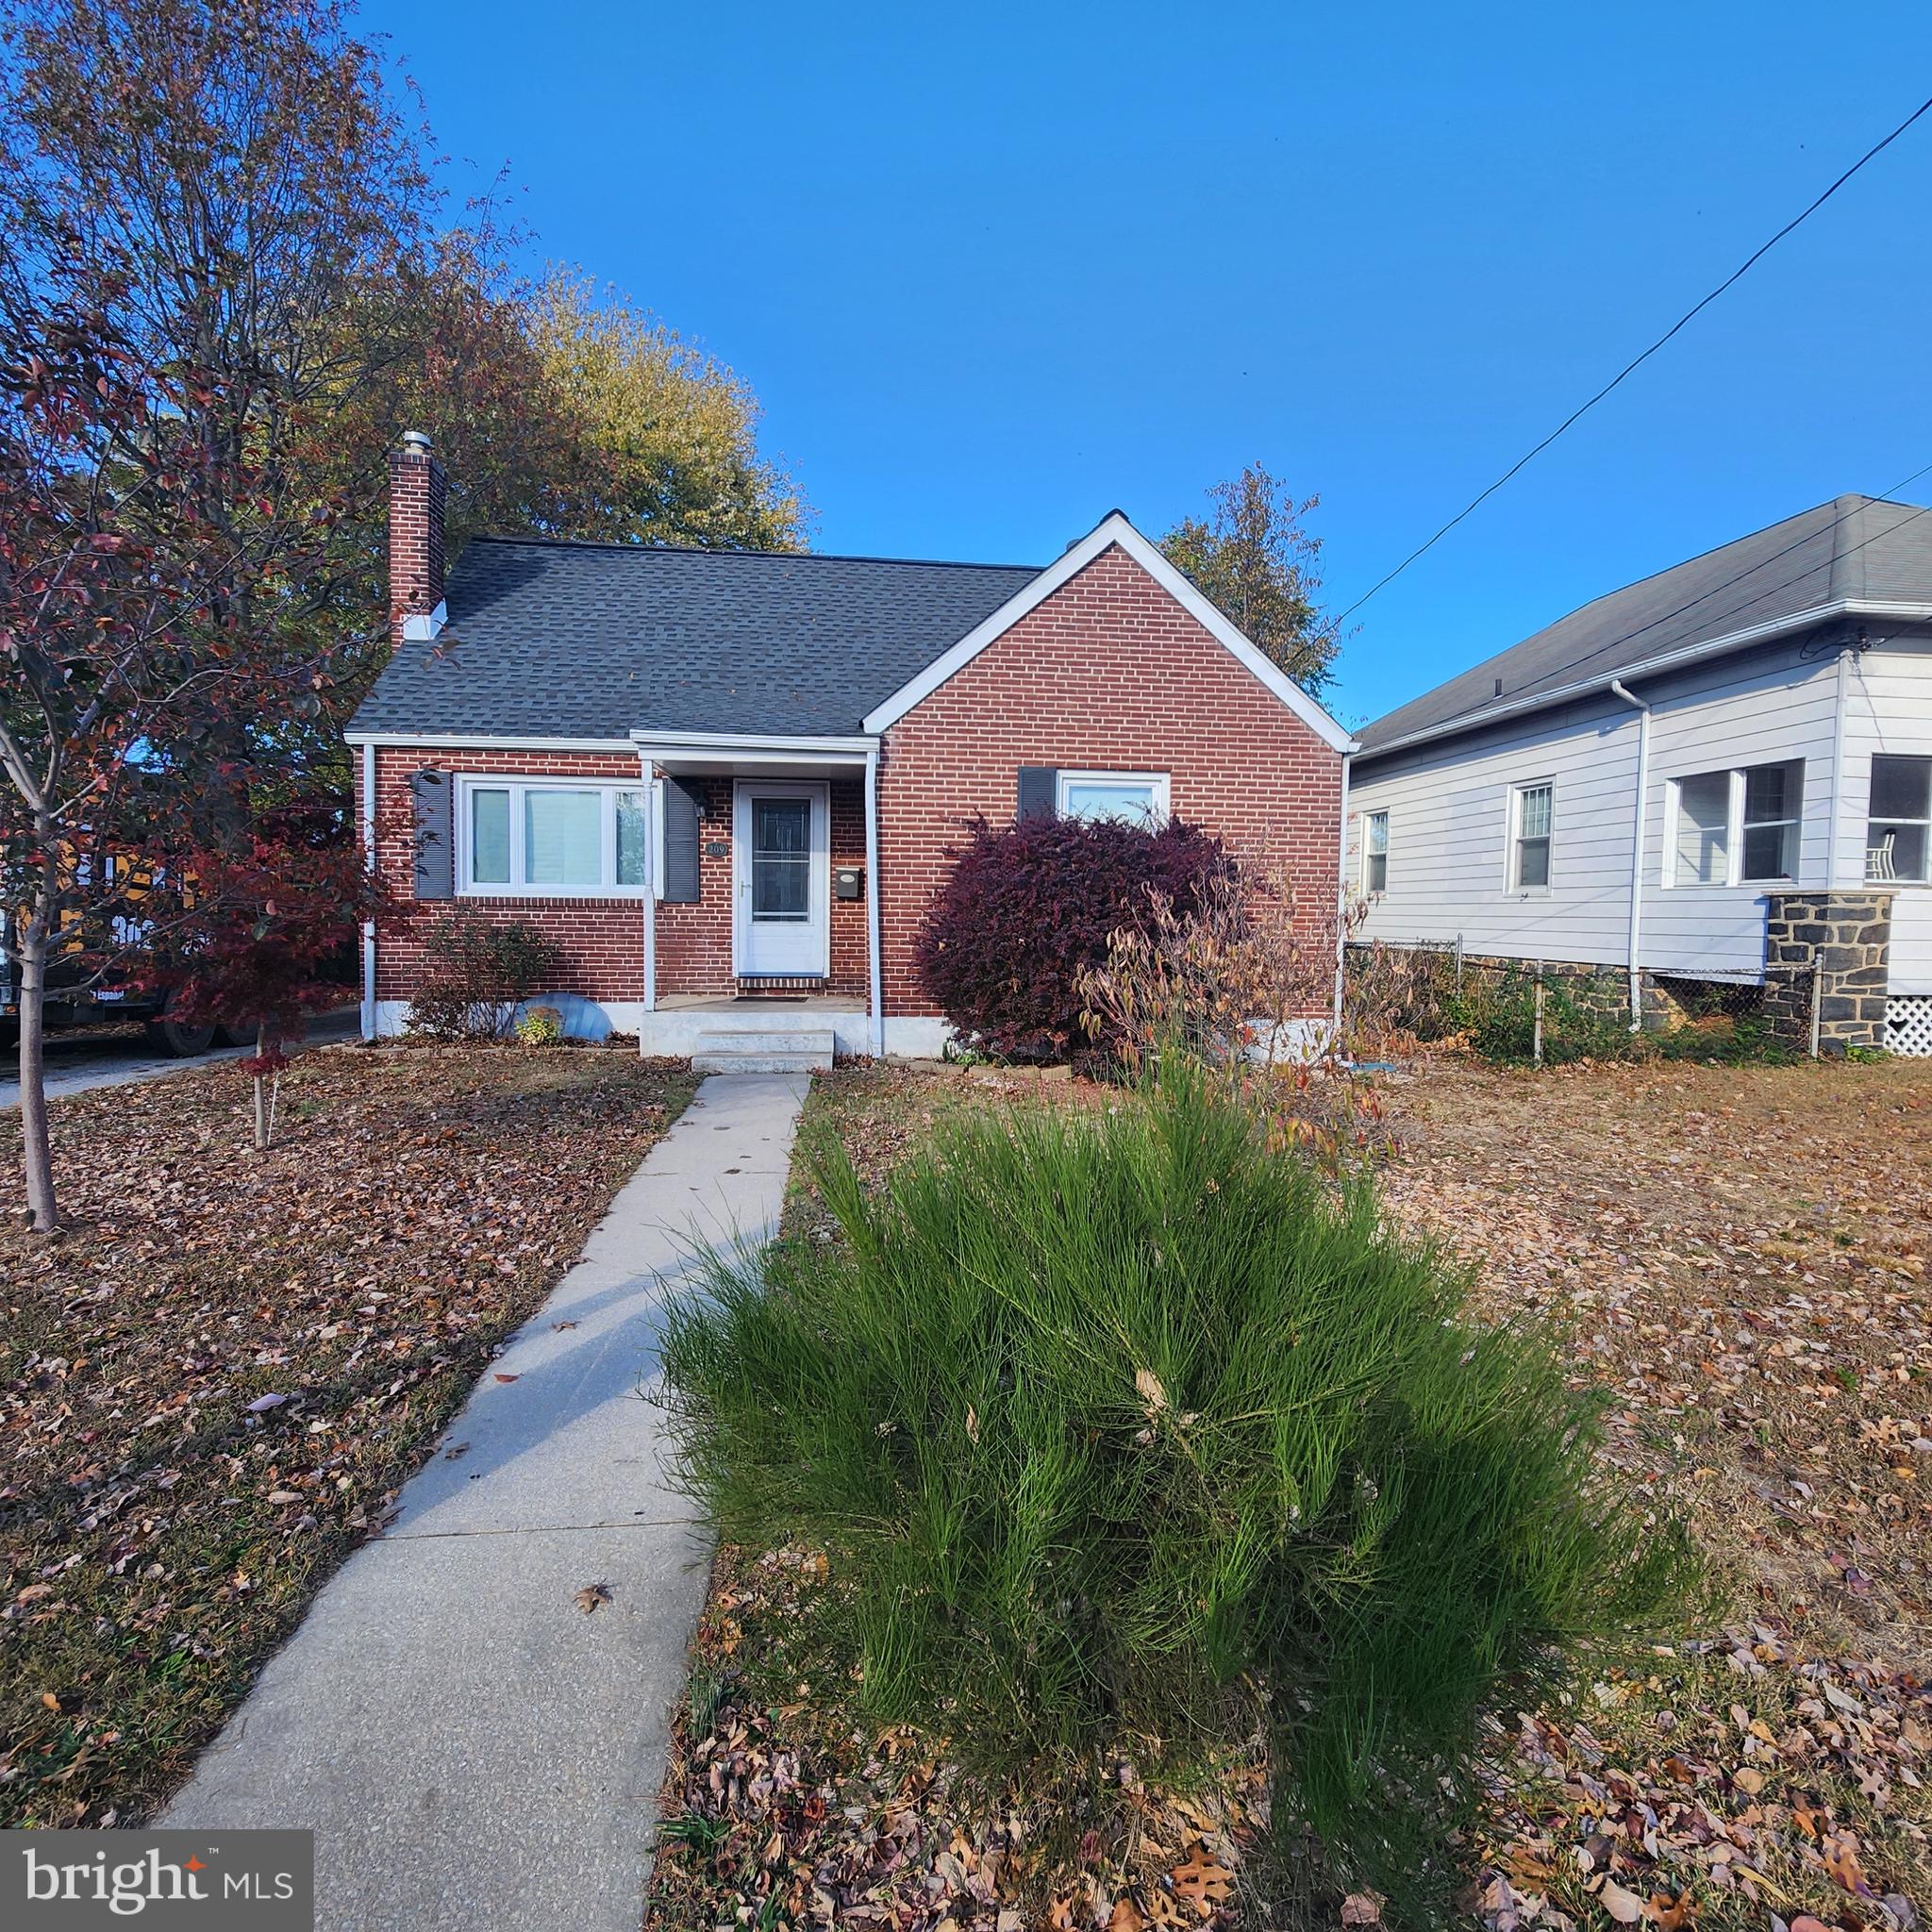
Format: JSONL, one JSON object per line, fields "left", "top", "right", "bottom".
{"left": 1808, "top": 953, "right": 1824, "bottom": 1059}
{"left": 1455, "top": 933, "right": 1464, "bottom": 991}
{"left": 1532, "top": 959, "right": 1545, "bottom": 1066}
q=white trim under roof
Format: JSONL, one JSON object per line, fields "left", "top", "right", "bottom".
{"left": 629, "top": 728, "right": 876, "bottom": 758}
{"left": 858, "top": 510, "right": 1357, "bottom": 754}
{"left": 1361, "top": 597, "right": 1932, "bottom": 759}
{"left": 344, "top": 730, "right": 637, "bottom": 752}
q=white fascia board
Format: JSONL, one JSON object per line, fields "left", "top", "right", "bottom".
{"left": 628, "top": 728, "right": 877, "bottom": 760}
{"left": 1357, "top": 597, "right": 1932, "bottom": 761}
{"left": 343, "top": 730, "right": 638, "bottom": 752}
{"left": 860, "top": 511, "right": 1357, "bottom": 754}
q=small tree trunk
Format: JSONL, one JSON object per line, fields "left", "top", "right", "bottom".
{"left": 253, "top": 1019, "right": 268, "bottom": 1151}
{"left": 16, "top": 908, "right": 58, "bottom": 1233}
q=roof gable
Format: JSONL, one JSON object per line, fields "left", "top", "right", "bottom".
{"left": 860, "top": 511, "right": 1356, "bottom": 753}
{"left": 1359, "top": 494, "right": 1932, "bottom": 754}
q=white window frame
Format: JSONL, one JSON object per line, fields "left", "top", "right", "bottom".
{"left": 1055, "top": 769, "right": 1172, "bottom": 824}
{"left": 1661, "top": 758, "right": 1805, "bottom": 890}
{"left": 1362, "top": 809, "right": 1390, "bottom": 894}
{"left": 1506, "top": 780, "right": 1555, "bottom": 895}
{"left": 1866, "top": 754, "right": 1931, "bottom": 885}
{"left": 455, "top": 775, "right": 653, "bottom": 898}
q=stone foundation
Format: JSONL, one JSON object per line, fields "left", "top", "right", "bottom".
{"left": 1762, "top": 890, "right": 1893, "bottom": 1054}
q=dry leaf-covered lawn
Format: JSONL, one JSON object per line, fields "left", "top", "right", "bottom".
{"left": 646, "top": 1056, "right": 1932, "bottom": 1932}
{"left": 0, "top": 1041, "right": 693, "bottom": 1828}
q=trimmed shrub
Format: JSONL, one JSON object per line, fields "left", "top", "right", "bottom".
{"left": 406, "top": 907, "right": 562, "bottom": 1041}
{"left": 659, "top": 1070, "right": 1697, "bottom": 1916}
{"left": 915, "top": 813, "right": 1239, "bottom": 1062}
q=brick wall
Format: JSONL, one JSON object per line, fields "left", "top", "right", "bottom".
{"left": 874, "top": 541, "right": 1344, "bottom": 1016}
{"left": 365, "top": 746, "right": 646, "bottom": 1005}
{"left": 360, "top": 750, "right": 870, "bottom": 1006}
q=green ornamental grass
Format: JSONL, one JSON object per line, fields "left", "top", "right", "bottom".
{"left": 659, "top": 1069, "right": 1696, "bottom": 1916}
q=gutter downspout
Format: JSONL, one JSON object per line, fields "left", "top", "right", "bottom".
{"left": 1608, "top": 680, "right": 1651, "bottom": 1029}
{"left": 1824, "top": 644, "right": 1853, "bottom": 887}
{"left": 1332, "top": 753, "right": 1352, "bottom": 1040}
{"left": 639, "top": 753, "right": 658, "bottom": 1040}
{"left": 360, "top": 741, "right": 377, "bottom": 1041}
{"left": 864, "top": 749, "right": 884, "bottom": 1058}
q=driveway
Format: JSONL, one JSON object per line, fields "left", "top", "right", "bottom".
{"left": 0, "top": 1008, "right": 362, "bottom": 1109}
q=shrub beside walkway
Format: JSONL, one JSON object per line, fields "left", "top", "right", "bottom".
{"left": 163, "top": 1072, "right": 811, "bottom": 1932}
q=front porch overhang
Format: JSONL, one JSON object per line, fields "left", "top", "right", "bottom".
{"left": 628, "top": 729, "right": 885, "bottom": 1058}
{"left": 628, "top": 727, "right": 877, "bottom": 775}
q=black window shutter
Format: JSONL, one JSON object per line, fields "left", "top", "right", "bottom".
{"left": 1017, "top": 767, "right": 1058, "bottom": 822}
{"left": 409, "top": 768, "right": 454, "bottom": 900}
{"left": 661, "top": 778, "right": 702, "bottom": 903}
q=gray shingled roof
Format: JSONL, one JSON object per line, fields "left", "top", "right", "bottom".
{"left": 347, "top": 539, "right": 1044, "bottom": 741}
{"left": 1358, "top": 495, "right": 1932, "bottom": 754}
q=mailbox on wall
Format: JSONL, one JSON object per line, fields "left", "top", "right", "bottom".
{"left": 834, "top": 866, "right": 864, "bottom": 901}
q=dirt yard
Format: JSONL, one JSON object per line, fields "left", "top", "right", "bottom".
{"left": 0, "top": 1041, "right": 693, "bottom": 1828}
{"left": 646, "top": 1053, "right": 1932, "bottom": 1932}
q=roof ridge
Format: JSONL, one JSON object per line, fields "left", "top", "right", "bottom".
{"left": 459, "top": 533, "right": 1045, "bottom": 573}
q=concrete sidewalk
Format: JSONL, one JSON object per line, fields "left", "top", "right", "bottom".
{"left": 164, "top": 1072, "right": 812, "bottom": 1932}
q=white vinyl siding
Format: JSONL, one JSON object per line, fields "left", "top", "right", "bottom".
{"left": 1350, "top": 636, "right": 1844, "bottom": 979}
{"left": 1840, "top": 643, "right": 1932, "bottom": 994}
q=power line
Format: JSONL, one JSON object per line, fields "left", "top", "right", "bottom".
{"left": 1337, "top": 92, "right": 1932, "bottom": 625}
{"left": 1407, "top": 467, "right": 1932, "bottom": 738}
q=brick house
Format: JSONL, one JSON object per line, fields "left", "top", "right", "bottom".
{"left": 347, "top": 432, "right": 1355, "bottom": 1062}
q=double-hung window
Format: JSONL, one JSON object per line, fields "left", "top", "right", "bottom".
{"left": 1868, "top": 755, "right": 1931, "bottom": 882}
{"left": 1056, "top": 770, "right": 1171, "bottom": 824}
{"left": 1509, "top": 782, "right": 1553, "bottom": 891}
{"left": 1668, "top": 758, "right": 1803, "bottom": 887}
{"left": 1362, "top": 810, "right": 1390, "bottom": 893}
{"left": 460, "top": 778, "right": 651, "bottom": 895}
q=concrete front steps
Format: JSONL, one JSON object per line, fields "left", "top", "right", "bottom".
{"left": 691, "top": 1025, "right": 836, "bottom": 1074}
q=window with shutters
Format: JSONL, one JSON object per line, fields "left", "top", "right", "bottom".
{"left": 455, "top": 777, "right": 651, "bottom": 895}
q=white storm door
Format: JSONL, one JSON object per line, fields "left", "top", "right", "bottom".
{"left": 733, "top": 780, "right": 829, "bottom": 976}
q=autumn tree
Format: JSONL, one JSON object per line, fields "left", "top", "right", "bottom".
{"left": 142, "top": 810, "right": 391, "bottom": 1150}
{"left": 1161, "top": 463, "right": 1341, "bottom": 695}
{"left": 0, "top": 0, "right": 441, "bottom": 1228}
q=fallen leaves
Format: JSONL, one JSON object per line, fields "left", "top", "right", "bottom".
{"left": 0, "top": 1044, "right": 693, "bottom": 1826}
{"left": 574, "top": 1583, "right": 612, "bottom": 1616}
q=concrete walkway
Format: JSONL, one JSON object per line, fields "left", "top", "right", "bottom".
{"left": 164, "top": 1073, "right": 812, "bottom": 1932}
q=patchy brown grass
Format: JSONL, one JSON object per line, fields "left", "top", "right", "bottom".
{"left": 647, "top": 1055, "right": 1932, "bottom": 1932}
{"left": 0, "top": 1041, "right": 693, "bottom": 1827}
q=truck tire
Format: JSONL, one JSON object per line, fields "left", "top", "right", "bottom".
{"left": 145, "top": 1018, "right": 218, "bottom": 1057}
{"left": 218, "top": 1023, "right": 258, "bottom": 1048}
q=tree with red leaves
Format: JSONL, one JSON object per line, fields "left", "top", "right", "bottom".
{"left": 0, "top": 0, "right": 441, "bottom": 1228}
{"left": 142, "top": 811, "right": 392, "bottom": 1149}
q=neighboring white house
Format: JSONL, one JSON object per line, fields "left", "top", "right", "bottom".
{"left": 1347, "top": 495, "right": 1932, "bottom": 1055}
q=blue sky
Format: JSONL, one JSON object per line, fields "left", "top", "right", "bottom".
{"left": 364, "top": 0, "right": 1932, "bottom": 730}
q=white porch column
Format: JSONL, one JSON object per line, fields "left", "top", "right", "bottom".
{"left": 359, "top": 740, "right": 377, "bottom": 1041}
{"left": 639, "top": 754, "right": 658, "bottom": 1038}
{"left": 864, "top": 748, "right": 884, "bottom": 1057}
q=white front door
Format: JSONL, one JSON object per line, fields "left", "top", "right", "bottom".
{"left": 733, "top": 780, "right": 830, "bottom": 977}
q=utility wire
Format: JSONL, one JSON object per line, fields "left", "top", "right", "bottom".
{"left": 1337, "top": 92, "right": 1932, "bottom": 625}
{"left": 1407, "top": 466, "right": 1932, "bottom": 738}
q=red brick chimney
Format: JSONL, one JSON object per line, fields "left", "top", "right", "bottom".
{"left": 388, "top": 427, "right": 446, "bottom": 641}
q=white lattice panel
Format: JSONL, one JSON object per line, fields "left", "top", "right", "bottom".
{"left": 1889, "top": 995, "right": 1932, "bottom": 1058}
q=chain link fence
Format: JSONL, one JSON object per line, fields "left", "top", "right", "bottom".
{"left": 1343, "top": 940, "right": 1826, "bottom": 1066}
